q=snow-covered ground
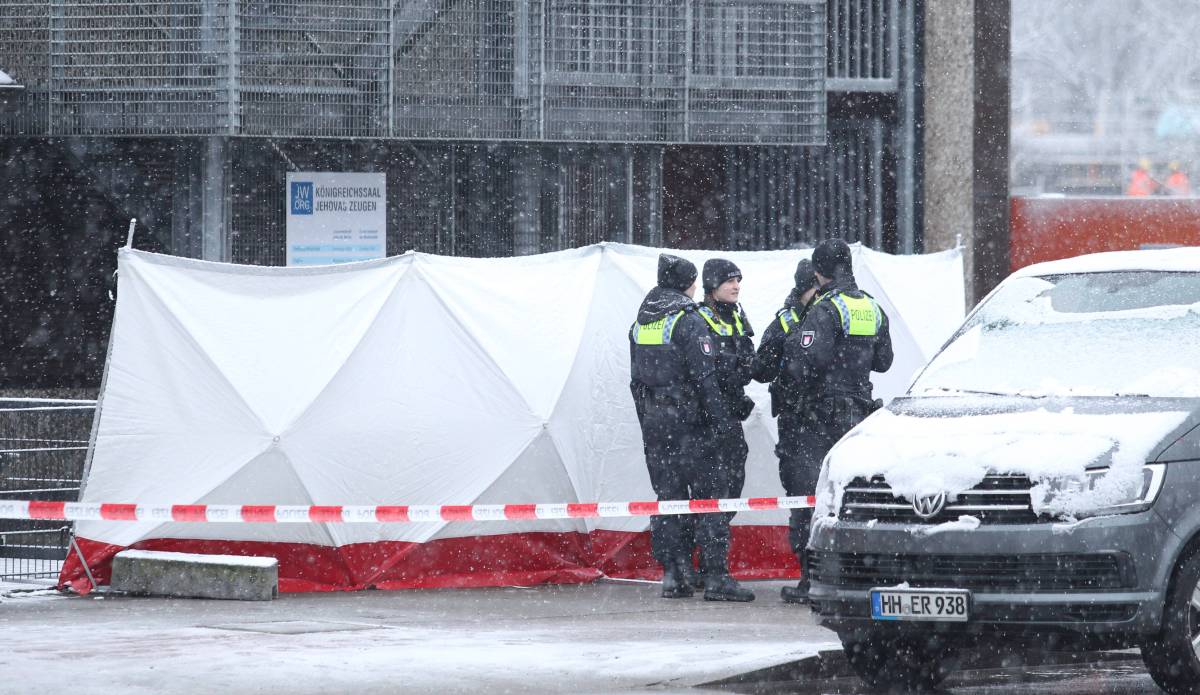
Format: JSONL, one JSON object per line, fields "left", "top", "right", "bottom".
{"left": 0, "top": 578, "right": 837, "bottom": 694}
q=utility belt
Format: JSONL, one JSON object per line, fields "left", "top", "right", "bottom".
{"left": 631, "top": 381, "right": 701, "bottom": 425}
{"left": 631, "top": 381, "right": 682, "bottom": 402}
{"left": 771, "top": 385, "right": 882, "bottom": 416}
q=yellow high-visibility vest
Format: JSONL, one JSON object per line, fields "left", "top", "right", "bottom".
{"left": 630, "top": 310, "right": 686, "bottom": 345}
{"left": 814, "top": 292, "right": 881, "bottom": 336}
{"left": 697, "top": 306, "right": 745, "bottom": 337}
{"left": 777, "top": 308, "right": 801, "bottom": 334}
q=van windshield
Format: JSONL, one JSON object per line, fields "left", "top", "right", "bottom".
{"left": 911, "top": 271, "right": 1200, "bottom": 398}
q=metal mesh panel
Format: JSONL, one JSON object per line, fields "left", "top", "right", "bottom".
{"left": 554, "top": 147, "right": 633, "bottom": 245}
{"left": 393, "top": 0, "right": 542, "bottom": 140}
{"left": 828, "top": 0, "right": 897, "bottom": 82}
{"left": 229, "top": 139, "right": 460, "bottom": 265}
{"left": 393, "top": 0, "right": 822, "bottom": 143}
{"left": 688, "top": 0, "right": 825, "bottom": 144}
{"left": 229, "top": 139, "right": 283, "bottom": 265}
{"left": 727, "top": 121, "right": 883, "bottom": 249}
{"left": 6, "top": 0, "right": 829, "bottom": 142}
{"left": 543, "top": 1, "right": 685, "bottom": 142}
{"left": 0, "top": 2, "right": 51, "bottom": 135}
{"left": 391, "top": 145, "right": 455, "bottom": 254}
{"left": 238, "top": 0, "right": 390, "bottom": 137}
{"left": 0, "top": 397, "right": 92, "bottom": 580}
{"left": 50, "top": 0, "right": 232, "bottom": 135}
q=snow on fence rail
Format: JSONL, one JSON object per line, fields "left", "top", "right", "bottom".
{"left": 0, "top": 496, "right": 817, "bottom": 524}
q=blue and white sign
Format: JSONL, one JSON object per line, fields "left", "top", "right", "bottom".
{"left": 290, "top": 181, "right": 314, "bottom": 215}
{"left": 286, "top": 172, "right": 386, "bottom": 266}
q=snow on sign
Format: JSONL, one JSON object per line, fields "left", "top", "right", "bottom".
{"left": 285, "top": 172, "right": 386, "bottom": 266}
{"left": 60, "top": 243, "right": 964, "bottom": 594}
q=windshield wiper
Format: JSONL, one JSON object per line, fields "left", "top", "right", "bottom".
{"left": 922, "top": 388, "right": 1025, "bottom": 398}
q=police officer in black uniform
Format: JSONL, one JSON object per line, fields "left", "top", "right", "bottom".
{"left": 777, "top": 239, "right": 893, "bottom": 604}
{"left": 689, "top": 258, "right": 757, "bottom": 602}
{"left": 629, "top": 254, "right": 737, "bottom": 599}
{"left": 751, "top": 258, "right": 821, "bottom": 595}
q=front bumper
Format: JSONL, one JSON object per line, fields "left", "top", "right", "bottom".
{"left": 807, "top": 510, "right": 1171, "bottom": 641}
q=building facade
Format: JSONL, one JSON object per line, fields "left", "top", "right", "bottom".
{"left": 1, "top": 0, "right": 923, "bottom": 387}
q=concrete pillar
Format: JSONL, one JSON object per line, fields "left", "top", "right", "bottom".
{"left": 170, "top": 140, "right": 204, "bottom": 258}
{"left": 201, "top": 138, "right": 231, "bottom": 262}
{"left": 921, "top": 0, "right": 1010, "bottom": 305}
{"left": 511, "top": 149, "right": 540, "bottom": 255}
{"left": 921, "top": 1, "right": 974, "bottom": 258}
{"left": 631, "top": 146, "right": 663, "bottom": 247}
{"left": 972, "top": 0, "right": 1011, "bottom": 301}
{"left": 170, "top": 137, "right": 230, "bottom": 261}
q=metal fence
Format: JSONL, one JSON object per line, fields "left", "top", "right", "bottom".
{"left": 2, "top": 0, "right": 826, "bottom": 144}
{"left": 0, "top": 398, "right": 92, "bottom": 581}
{"left": 726, "top": 120, "right": 887, "bottom": 249}
{"left": 826, "top": 0, "right": 898, "bottom": 89}
{"left": 48, "top": 1, "right": 234, "bottom": 136}
{"left": 226, "top": 139, "right": 662, "bottom": 264}
{"left": 0, "top": 2, "right": 51, "bottom": 135}
{"left": 239, "top": 0, "right": 391, "bottom": 137}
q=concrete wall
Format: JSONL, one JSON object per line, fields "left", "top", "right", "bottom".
{"left": 922, "top": 0, "right": 974, "bottom": 259}
{"left": 922, "top": 0, "right": 1011, "bottom": 305}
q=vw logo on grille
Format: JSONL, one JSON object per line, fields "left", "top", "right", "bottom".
{"left": 912, "top": 491, "right": 947, "bottom": 519}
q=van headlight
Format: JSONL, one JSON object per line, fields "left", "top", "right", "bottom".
{"left": 1075, "top": 463, "right": 1166, "bottom": 518}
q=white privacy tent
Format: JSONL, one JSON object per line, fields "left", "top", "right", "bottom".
{"left": 62, "top": 243, "right": 964, "bottom": 592}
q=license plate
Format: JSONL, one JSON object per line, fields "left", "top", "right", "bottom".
{"left": 870, "top": 588, "right": 970, "bottom": 622}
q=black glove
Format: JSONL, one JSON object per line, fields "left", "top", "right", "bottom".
{"left": 736, "top": 395, "right": 755, "bottom": 421}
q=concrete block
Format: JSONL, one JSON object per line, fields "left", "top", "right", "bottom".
{"left": 111, "top": 549, "right": 278, "bottom": 601}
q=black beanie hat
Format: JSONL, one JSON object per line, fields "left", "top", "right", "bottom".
{"left": 702, "top": 258, "right": 742, "bottom": 293}
{"left": 794, "top": 258, "right": 816, "bottom": 289}
{"left": 812, "top": 238, "right": 853, "bottom": 278}
{"left": 657, "top": 253, "right": 698, "bottom": 292}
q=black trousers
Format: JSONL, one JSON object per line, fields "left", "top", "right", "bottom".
{"left": 777, "top": 397, "right": 872, "bottom": 570}
{"left": 685, "top": 425, "right": 748, "bottom": 575}
{"left": 641, "top": 416, "right": 747, "bottom": 573}
{"left": 776, "top": 411, "right": 833, "bottom": 560}
{"left": 641, "top": 412, "right": 704, "bottom": 567}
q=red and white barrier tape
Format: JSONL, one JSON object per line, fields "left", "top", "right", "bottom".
{"left": 0, "top": 496, "right": 816, "bottom": 524}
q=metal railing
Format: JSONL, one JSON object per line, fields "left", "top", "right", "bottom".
{"left": 826, "top": 0, "right": 898, "bottom": 91}
{"left": 3, "top": 0, "right": 827, "bottom": 144}
{"left": 0, "top": 2, "right": 51, "bottom": 135}
{"left": 227, "top": 139, "right": 664, "bottom": 264}
{"left": 726, "top": 120, "right": 887, "bottom": 250}
{"left": 0, "top": 398, "right": 93, "bottom": 581}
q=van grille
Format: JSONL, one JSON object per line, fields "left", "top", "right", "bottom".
{"left": 807, "top": 551, "right": 1134, "bottom": 592}
{"left": 839, "top": 474, "right": 1040, "bottom": 524}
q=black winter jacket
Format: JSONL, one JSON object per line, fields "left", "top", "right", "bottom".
{"left": 782, "top": 274, "right": 893, "bottom": 401}
{"left": 752, "top": 287, "right": 818, "bottom": 416}
{"left": 629, "top": 287, "right": 734, "bottom": 430}
{"left": 699, "top": 299, "right": 756, "bottom": 419}
{"left": 751, "top": 287, "right": 812, "bottom": 385}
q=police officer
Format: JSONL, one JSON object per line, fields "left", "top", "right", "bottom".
{"left": 751, "top": 258, "right": 821, "bottom": 596}
{"left": 688, "top": 258, "right": 757, "bottom": 602}
{"left": 629, "top": 254, "right": 737, "bottom": 599}
{"left": 777, "top": 240, "right": 893, "bottom": 604}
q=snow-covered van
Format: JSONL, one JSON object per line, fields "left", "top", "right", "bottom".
{"left": 806, "top": 247, "right": 1200, "bottom": 692}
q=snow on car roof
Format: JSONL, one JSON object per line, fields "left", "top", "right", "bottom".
{"left": 1013, "top": 246, "right": 1200, "bottom": 279}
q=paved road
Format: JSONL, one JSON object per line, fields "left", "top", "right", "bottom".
{"left": 0, "top": 578, "right": 837, "bottom": 694}
{"left": 718, "top": 652, "right": 1161, "bottom": 694}
{"left": 0, "top": 577, "right": 1168, "bottom": 694}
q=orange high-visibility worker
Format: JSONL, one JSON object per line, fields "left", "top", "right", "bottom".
{"left": 1165, "top": 162, "right": 1191, "bottom": 196}
{"left": 1127, "top": 158, "right": 1159, "bottom": 196}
